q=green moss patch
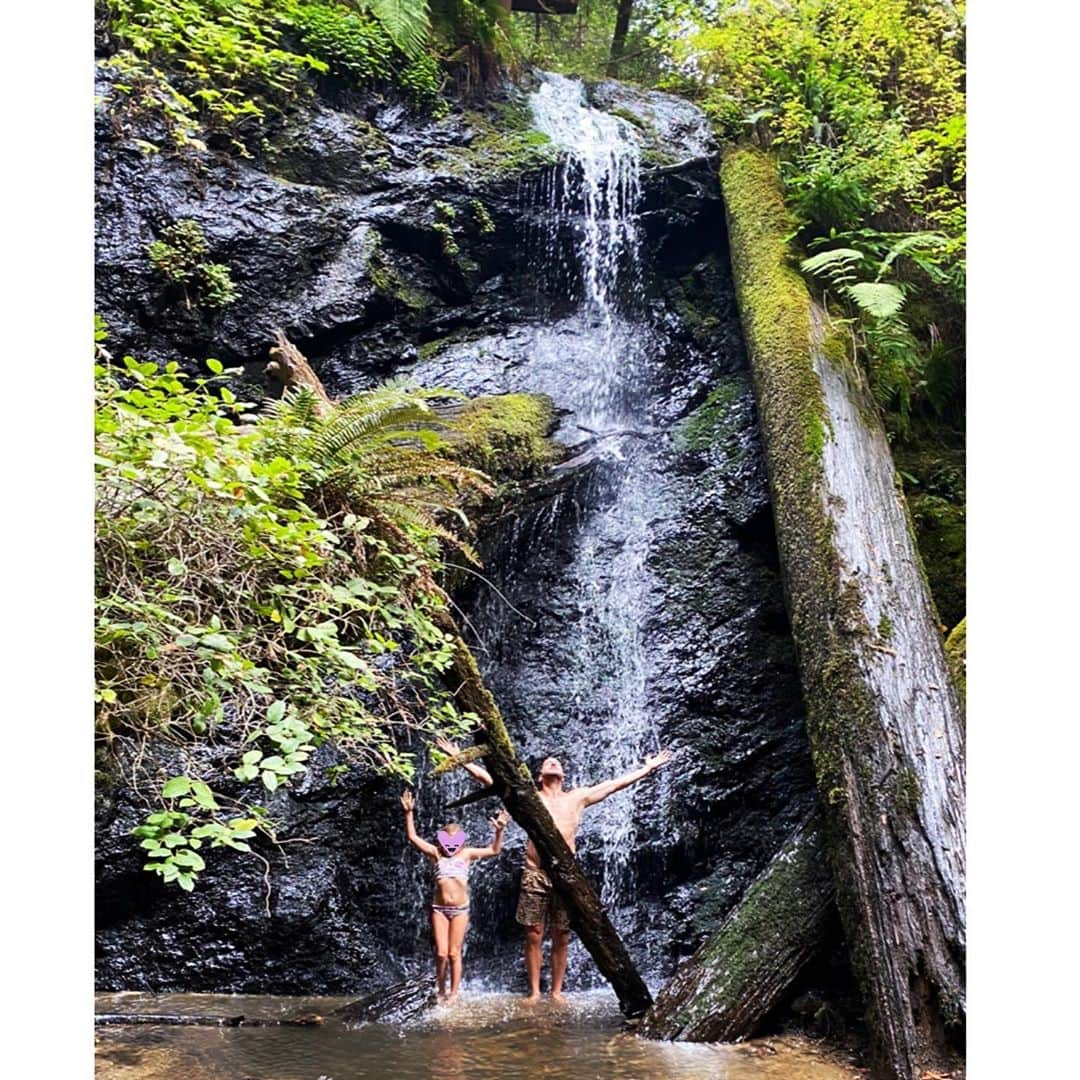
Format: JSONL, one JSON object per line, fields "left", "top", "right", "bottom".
{"left": 444, "top": 393, "right": 562, "bottom": 484}
{"left": 944, "top": 616, "right": 966, "bottom": 704}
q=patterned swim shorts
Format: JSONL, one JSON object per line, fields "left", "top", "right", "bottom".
{"left": 514, "top": 866, "right": 571, "bottom": 932}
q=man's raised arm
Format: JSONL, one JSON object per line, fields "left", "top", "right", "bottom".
{"left": 580, "top": 749, "right": 673, "bottom": 807}
{"left": 435, "top": 736, "right": 494, "bottom": 786}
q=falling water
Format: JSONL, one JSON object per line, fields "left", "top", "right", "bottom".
{"left": 417, "top": 73, "right": 671, "bottom": 981}
{"left": 404, "top": 73, "right": 778, "bottom": 990}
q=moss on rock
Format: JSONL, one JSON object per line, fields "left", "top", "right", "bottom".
{"left": 908, "top": 493, "right": 966, "bottom": 630}
{"left": 444, "top": 393, "right": 562, "bottom": 484}
{"left": 436, "top": 102, "right": 556, "bottom": 180}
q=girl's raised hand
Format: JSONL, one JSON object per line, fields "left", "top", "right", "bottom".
{"left": 400, "top": 789, "right": 415, "bottom": 813}
{"left": 435, "top": 736, "right": 460, "bottom": 756}
{"left": 490, "top": 808, "right": 510, "bottom": 830}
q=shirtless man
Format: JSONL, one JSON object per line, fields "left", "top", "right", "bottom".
{"left": 436, "top": 738, "right": 672, "bottom": 1002}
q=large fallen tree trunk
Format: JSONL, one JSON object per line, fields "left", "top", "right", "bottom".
{"left": 717, "top": 146, "right": 965, "bottom": 1080}
{"left": 639, "top": 810, "right": 833, "bottom": 1042}
{"left": 431, "top": 604, "right": 653, "bottom": 1019}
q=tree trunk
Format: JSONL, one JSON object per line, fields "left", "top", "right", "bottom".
{"left": 640, "top": 811, "right": 833, "bottom": 1042}
{"left": 431, "top": 604, "right": 653, "bottom": 1019}
{"left": 718, "top": 146, "right": 965, "bottom": 1080}
{"left": 606, "top": 0, "right": 635, "bottom": 78}
{"left": 265, "top": 329, "right": 334, "bottom": 415}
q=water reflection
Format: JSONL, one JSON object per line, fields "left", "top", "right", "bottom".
{"left": 95, "top": 991, "right": 858, "bottom": 1080}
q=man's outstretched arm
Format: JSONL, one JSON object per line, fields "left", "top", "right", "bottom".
{"left": 580, "top": 749, "right": 673, "bottom": 807}
{"left": 435, "top": 736, "right": 494, "bottom": 786}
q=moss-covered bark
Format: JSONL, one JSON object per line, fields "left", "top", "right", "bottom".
{"left": 944, "top": 617, "right": 966, "bottom": 705}
{"left": 640, "top": 812, "right": 833, "bottom": 1042}
{"left": 718, "top": 145, "right": 965, "bottom": 1080}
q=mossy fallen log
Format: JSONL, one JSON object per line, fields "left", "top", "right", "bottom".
{"left": 640, "top": 811, "right": 833, "bottom": 1042}
{"left": 718, "top": 145, "right": 965, "bottom": 1080}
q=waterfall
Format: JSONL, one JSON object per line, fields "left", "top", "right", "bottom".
{"left": 402, "top": 73, "right": 814, "bottom": 992}
{"left": 440, "top": 73, "right": 674, "bottom": 984}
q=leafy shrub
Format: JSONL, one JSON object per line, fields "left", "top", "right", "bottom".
{"left": 146, "top": 219, "right": 238, "bottom": 309}
{"left": 96, "top": 344, "right": 491, "bottom": 889}
{"left": 99, "top": 0, "right": 327, "bottom": 152}
{"left": 291, "top": 3, "right": 396, "bottom": 84}
{"left": 651, "top": 0, "right": 966, "bottom": 435}
{"left": 97, "top": 0, "right": 505, "bottom": 150}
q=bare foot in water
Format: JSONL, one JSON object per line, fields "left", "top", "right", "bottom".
{"left": 447, "top": 993, "right": 460, "bottom": 1005}
{"left": 550, "top": 991, "right": 567, "bottom": 1004}
{"left": 524, "top": 992, "right": 541, "bottom": 1004}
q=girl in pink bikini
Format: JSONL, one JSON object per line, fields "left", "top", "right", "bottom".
{"left": 400, "top": 789, "right": 509, "bottom": 1003}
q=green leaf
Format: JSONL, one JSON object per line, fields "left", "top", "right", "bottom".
{"left": 199, "top": 633, "right": 232, "bottom": 652}
{"left": 267, "top": 700, "right": 286, "bottom": 724}
{"left": 848, "top": 281, "right": 905, "bottom": 319}
{"left": 167, "top": 558, "right": 186, "bottom": 576}
{"left": 367, "top": 0, "right": 431, "bottom": 60}
{"left": 190, "top": 780, "right": 218, "bottom": 810}
{"left": 172, "top": 849, "right": 206, "bottom": 871}
{"left": 206, "top": 358, "right": 224, "bottom": 374}
{"left": 162, "top": 776, "right": 191, "bottom": 798}
{"left": 262, "top": 770, "right": 280, "bottom": 791}
{"left": 176, "top": 872, "right": 196, "bottom": 891}
{"left": 242, "top": 750, "right": 263, "bottom": 766}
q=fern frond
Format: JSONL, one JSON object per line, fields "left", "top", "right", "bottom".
{"left": 363, "top": 0, "right": 430, "bottom": 60}
{"left": 800, "top": 247, "right": 865, "bottom": 288}
{"left": 848, "top": 282, "right": 905, "bottom": 319}
{"left": 877, "top": 232, "right": 949, "bottom": 280}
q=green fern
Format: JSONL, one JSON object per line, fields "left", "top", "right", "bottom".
{"left": 260, "top": 379, "right": 491, "bottom": 567}
{"left": 363, "top": 0, "right": 430, "bottom": 61}
{"left": 847, "top": 281, "right": 905, "bottom": 319}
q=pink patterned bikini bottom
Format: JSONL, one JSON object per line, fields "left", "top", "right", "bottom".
{"left": 431, "top": 902, "right": 470, "bottom": 920}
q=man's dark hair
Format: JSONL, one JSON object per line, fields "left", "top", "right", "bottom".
{"left": 530, "top": 753, "right": 569, "bottom": 779}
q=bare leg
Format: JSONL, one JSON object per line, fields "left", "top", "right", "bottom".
{"left": 447, "top": 913, "right": 469, "bottom": 1002}
{"left": 431, "top": 909, "right": 450, "bottom": 1001}
{"left": 523, "top": 923, "right": 543, "bottom": 1002}
{"left": 550, "top": 926, "right": 570, "bottom": 1000}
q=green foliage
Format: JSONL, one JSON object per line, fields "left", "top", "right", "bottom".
{"left": 291, "top": 2, "right": 445, "bottom": 111}
{"left": 651, "top": 0, "right": 965, "bottom": 437}
{"left": 468, "top": 198, "right": 495, "bottom": 235}
{"left": 99, "top": 0, "right": 328, "bottom": 153}
{"left": 505, "top": 2, "right": 658, "bottom": 84}
{"left": 433, "top": 221, "right": 459, "bottom": 257}
{"left": 97, "top": 0, "right": 508, "bottom": 150}
{"left": 97, "top": 347, "right": 490, "bottom": 890}
{"left": 365, "top": 0, "right": 431, "bottom": 60}
{"left": 146, "top": 220, "right": 239, "bottom": 309}
{"left": 291, "top": 3, "right": 396, "bottom": 83}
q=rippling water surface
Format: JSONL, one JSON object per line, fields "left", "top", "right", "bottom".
{"left": 95, "top": 991, "right": 857, "bottom": 1080}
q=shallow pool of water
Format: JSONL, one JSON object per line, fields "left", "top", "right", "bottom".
{"left": 95, "top": 991, "right": 859, "bottom": 1080}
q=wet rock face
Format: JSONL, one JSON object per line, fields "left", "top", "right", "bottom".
{"left": 95, "top": 71, "right": 816, "bottom": 995}
{"left": 96, "top": 739, "right": 436, "bottom": 993}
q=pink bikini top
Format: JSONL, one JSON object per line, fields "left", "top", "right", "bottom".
{"left": 436, "top": 855, "right": 470, "bottom": 881}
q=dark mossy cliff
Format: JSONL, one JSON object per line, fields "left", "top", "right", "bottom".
{"left": 96, "top": 65, "right": 824, "bottom": 1007}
